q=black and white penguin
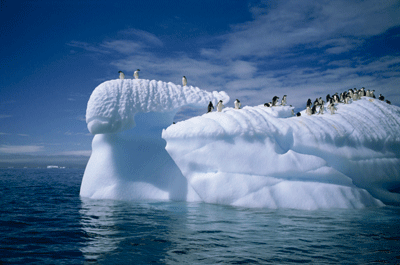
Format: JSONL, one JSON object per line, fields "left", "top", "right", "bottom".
{"left": 272, "top": 96, "right": 279, "bottom": 106}
{"left": 118, "top": 71, "right": 125, "bottom": 79}
{"left": 234, "top": 99, "right": 241, "bottom": 109}
{"left": 313, "top": 98, "right": 319, "bottom": 107}
{"left": 328, "top": 99, "right": 337, "bottom": 114}
{"left": 264, "top": 102, "right": 271, "bottom": 107}
{"left": 345, "top": 94, "right": 351, "bottom": 104}
{"left": 306, "top": 106, "right": 312, "bottom": 116}
{"left": 379, "top": 94, "right": 385, "bottom": 101}
{"left": 326, "top": 94, "right": 331, "bottom": 103}
{"left": 361, "top": 87, "right": 366, "bottom": 96}
{"left": 318, "top": 104, "right": 324, "bottom": 115}
{"left": 281, "top": 95, "right": 287, "bottom": 106}
{"left": 371, "top": 90, "right": 376, "bottom": 98}
{"left": 182, "top": 76, "right": 187, "bottom": 86}
{"left": 296, "top": 112, "right": 301, "bottom": 117}
{"left": 134, "top": 69, "right": 140, "bottom": 79}
{"left": 318, "top": 97, "right": 324, "bottom": 106}
{"left": 306, "top": 98, "right": 312, "bottom": 108}
{"left": 386, "top": 100, "right": 391, "bottom": 104}
{"left": 311, "top": 105, "right": 317, "bottom": 115}
{"left": 217, "top": 100, "right": 224, "bottom": 112}
{"left": 207, "top": 101, "right": 214, "bottom": 113}
{"left": 333, "top": 93, "right": 340, "bottom": 103}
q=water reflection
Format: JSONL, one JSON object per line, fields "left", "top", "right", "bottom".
{"left": 79, "top": 198, "right": 122, "bottom": 262}
{"left": 79, "top": 198, "right": 400, "bottom": 264}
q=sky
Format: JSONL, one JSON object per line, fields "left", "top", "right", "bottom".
{"left": 1, "top": 0, "right": 400, "bottom": 168}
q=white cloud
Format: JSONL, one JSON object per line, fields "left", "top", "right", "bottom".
{"left": 0, "top": 115, "right": 12, "bottom": 119}
{"left": 119, "top": 28, "right": 163, "bottom": 47}
{"left": 0, "top": 145, "right": 44, "bottom": 154}
{"left": 55, "top": 150, "right": 92, "bottom": 157}
{"left": 67, "top": 0, "right": 400, "bottom": 113}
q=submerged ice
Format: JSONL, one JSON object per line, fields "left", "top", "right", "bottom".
{"left": 81, "top": 79, "right": 400, "bottom": 210}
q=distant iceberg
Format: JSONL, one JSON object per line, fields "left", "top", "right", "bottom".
{"left": 80, "top": 79, "right": 400, "bottom": 210}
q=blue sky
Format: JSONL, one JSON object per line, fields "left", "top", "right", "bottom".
{"left": 1, "top": 0, "right": 400, "bottom": 167}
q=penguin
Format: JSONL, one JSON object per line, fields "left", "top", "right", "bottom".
{"left": 371, "top": 90, "right": 376, "bottom": 98}
{"left": 311, "top": 105, "right": 317, "bottom": 115}
{"left": 296, "top": 112, "right": 301, "bottom": 117}
{"left": 182, "top": 76, "right": 187, "bottom": 86}
{"left": 386, "top": 100, "right": 391, "bottom": 104}
{"left": 358, "top": 90, "right": 363, "bottom": 99}
{"left": 234, "top": 99, "right": 241, "bottom": 109}
{"left": 217, "top": 100, "right": 224, "bottom": 112}
{"left": 318, "top": 97, "right": 324, "bottom": 106}
{"left": 264, "top": 102, "right": 271, "bottom": 107}
{"left": 345, "top": 95, "right": 351, "bottom": 104}
{"left": 318, "top": 104, "right": 324, "bottom": 115}
{"left": 207, "top": 101, "right": 214, "bottom": 113}
{"left": 361, "top": 87, "right": 366, "bottom": 96}
{"left": 118, "top": 71, "right": 125, "bottom": 79}
{"left": 366, "top": 90, "right": 371, "bottom": 97}
{"left": 281, "top": 95, "right": 287, "bottom": 106}
{"left": 333, "top": 93, "right": 340, "bottom": 104}
{"left": 340, "top": 92, "right": 345, "bottom": 102}
{"left": 313, "top": 98, "right": 319, "bottom": 107}
{"left": 352, "top": 89, "right": 358, "bottom": 101}
{"left": 306, "top": 98, "right": 312, "bottom": 108}
{"left": 379, "top": 94, "right": 385, "bottom": 101}
{"left": 328, "top": 99, "right": 337, "bottom": 115}
{"left": 326, "top": 94, "right": 331, "bottom": 103}
{"left": 306, "top": 106, "right": 312, "bottom": 115}
{"left": 134, "top": 69, "right": 140, "bottom": 79}
{"left": 272, "top": 96, "right": 279, "bottom": 106}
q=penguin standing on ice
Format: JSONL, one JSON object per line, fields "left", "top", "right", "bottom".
{"left": 379, "top": 94, "right": 385, "bottom": 101}
{"left": 182, "top": 76, "right": 187, "bottom": 86}
{"left": 118, "top": 71, "right": 125, "bottom": 79}
{"left": 306, "top": 106, "right": 312, "bottom": 115}
{"left": 217, "top": 100, "right": 224, "bottom": 112}
{"left": 134, "top": 69, "right": 140, "bottom": 79}
{"left": 234, "top": 99, "right": 241, "bottom": 109}
{"left": 272, "top": 96, "right": 279, "bottom": 106}
{"left": 207, "top": 101, "right": 214, "bottom": 113}
{"left": 281, "top": 95, "right": 287, "bottom": 106}
{"left": 318, "top": 104, "right": 324, "bottom": 114}
{"left": 328, "top": 99, "right": 337, "bottom": 114}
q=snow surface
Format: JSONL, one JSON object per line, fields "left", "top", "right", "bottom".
{"left": 81, "top": 79, "right": 400, "bottom": 210}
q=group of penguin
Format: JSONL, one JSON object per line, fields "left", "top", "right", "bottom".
{"left": 118, "top": 70, "right": 188, "bottom": 87}
{"left": 263, "top": 87, "right": 390, "bottom": 117}
{"left": 301, "top": 87, "right": 390, "bottom": 117}
{"left": 118, "top": 71, "right": 391, "bottom": 116}
{"left": 207, "top": 99, "right": 241, "bottom": 113}
{"left": 118, "top": 70, "right": 241, "bottom": 114}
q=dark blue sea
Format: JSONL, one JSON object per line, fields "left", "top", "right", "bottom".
{"left": 0, "top": 168, "right": 399, "bottom": 264}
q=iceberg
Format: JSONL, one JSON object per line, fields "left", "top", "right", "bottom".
{"left": 81, "top": 79, "right": 400, "bottom": 210}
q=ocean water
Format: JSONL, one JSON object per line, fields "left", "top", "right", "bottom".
{"left": 0, "top": 168, "right": 399, "bottom": 264}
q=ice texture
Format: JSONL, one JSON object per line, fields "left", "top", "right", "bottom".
{"left": 81, "top": 79, "right": 400, "bottom": 210}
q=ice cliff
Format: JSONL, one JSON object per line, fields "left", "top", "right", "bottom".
{"left": 81, "top": 79, "right": 400, "bottom": 210}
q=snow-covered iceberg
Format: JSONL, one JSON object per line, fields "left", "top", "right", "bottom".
{"left": 81, "top": 79, "right": 228, "bottom": 201}
{"left": 81, "top": 79, "right": 400, "bottom": 210}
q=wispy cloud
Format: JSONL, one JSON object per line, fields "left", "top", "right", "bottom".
{"left": 0, "top": 114, "right": 12, "bottom": 119}
{"left": 55, "top": 150, "right": 91, "bottom": 157}
{"left": 67, "top": 0, "right": 400, "bottom": 111}
{"left": 119, "top": 28, "right": 163, "bottom": 47}
{"left": 0, "top": 145, "right": 44, "bottom": 154}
